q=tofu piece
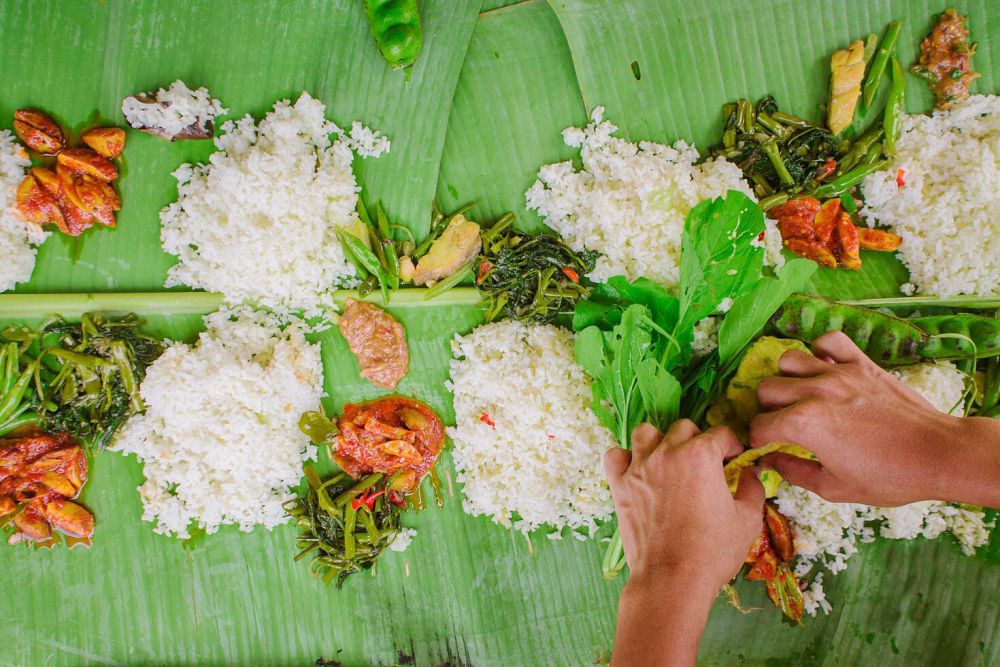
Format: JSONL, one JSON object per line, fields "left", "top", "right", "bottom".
{"left": 828, "top": 39, "right": 866, "bottom": 135}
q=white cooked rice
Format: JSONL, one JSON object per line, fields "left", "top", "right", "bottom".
{"left": 447, "top": 321, "right": 615, "bottom": 537}
{"left": 122, "top": 79, "right": 228, "bottom": 138}
{"left": 160, "top": 92, "right": 389, "bottom": 319}
{"left": 776, "top": 362, "right": 991, "bottom": 615}
{"left": 861, "top": 95, "right": 1000, "bottom": 297}
{"left": 112, "top": 309, "right": 323, "bottom": 538}
{"left": 0, "top": 130, "right": 48, "bottom": 292}
{"left": 525, "top": 107, "right": 760, "bottom": 288}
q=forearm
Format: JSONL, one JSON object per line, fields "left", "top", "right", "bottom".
{"left": 943, "top": 416, "right": 1000, "bottom": 509}
{"left": 611, "top": 567, "right": 717, "bottom": 667}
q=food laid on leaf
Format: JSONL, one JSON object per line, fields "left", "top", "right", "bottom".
{"left": 122, "top": 80, "right": 227, "bottom": 141}
{"left": 526, "top": 106, "right": 769, "bottom": 288}
{"left": 912, "top": 8, "right": 978, "bottom": 110}
{"left": 111, "top": 311, "right": 323, "bottom": 538}
{"left": 0, "top": 130, "right": 46, "bottom": 292}
{"left": 291, "top": 395, "right": 444, "bottom": 585}
{"left": 338, "top": 299, "right": 409, "bottom": 390}
{"left": 447, "top": 320, "right": 615, "bottom": 536}
{"left": 3, "top": 7, "right": 1000, "bottom": 654}
{"left": 159, "top": 92, "right": 390, "bottom": 318}
{"left": 0, "top": 314, "right": 161, "bottom": 447}
{"left": 12, "top": 108, "right": 126, "bottom": 237}
{"left": 0, "top": 432, "right": 95, "bottom": 548}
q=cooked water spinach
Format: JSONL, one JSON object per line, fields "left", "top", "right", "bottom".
{"left": 0, "top": 314, "right": 163, "bottom": 448}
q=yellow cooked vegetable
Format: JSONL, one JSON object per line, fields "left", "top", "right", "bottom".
{"left": 708, "top": 336, "right": 814, "bottom": 495}
{"left": 723, "top": 443, "right": 813, "bottom": 494}
{"left": 413, "top": 214, "right": 482, "bottom": 286}
{"left": 828, "top": 39, "right": 867, "bottom": 135}
{"left": 708, "top": 337, "right": 809, "bottom": 439}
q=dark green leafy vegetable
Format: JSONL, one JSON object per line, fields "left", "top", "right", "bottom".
{"left": 362, "top": 0, "right": 422, "bottom": 73}
{"left": 573, "top": 191, "right": 795, "bottom": 579}
{"left": 0, "top": 313, "right": 163, "bottom": 449}
{"left": 286, "top": 465, "right": 404, "bottom": 588}
{"left": 711, "top": 96, "right": 845, "bottom": 200}
{"left": 477, "top": 214, "right": 597, "bottom": 323}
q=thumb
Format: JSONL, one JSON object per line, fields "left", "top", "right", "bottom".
{"left": 603, "top": 447, "right": 631, "bottom": 484}
{"left": 733, "top": 465, "right": 765, "bottom": 512}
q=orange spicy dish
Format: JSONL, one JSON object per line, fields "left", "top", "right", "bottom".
{"left": 332, "top": 395, "right": 445, "bottom": 494}
{"left": 0, "top": 432, "right": 95, "bottom": 546}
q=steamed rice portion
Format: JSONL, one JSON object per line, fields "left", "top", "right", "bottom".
{"left": 525, "top": 106, "right": 760, "bottom": 287}
{"left": 160, "top": 92, "right": 389, "bottom": 317}
{"left": 776, "top": 362, "right": 990, "bottom": 615}
{"left": 0, "top": 130, "right": 48, "bottom": 292}
{"left": 862, "top": 95, "right": 1000, "bottom": 297}
{"left": 447, "top": 321, "right": 615, "bottom": 536}
{"left": 112, "top": 310, "right": 323, "bottom": 538}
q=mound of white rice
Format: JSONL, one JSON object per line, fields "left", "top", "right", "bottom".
{"left": 112, "top": 310, "right": 323, "bottom": 538}
{"left": 160, "top": 92, "right": 389, "bottom": 318}
{"left": 122, "top": 79, "right": 228, "bottom": 138}
{"left": 861, "top": 95, "right": 1000, "bottom": 297}
{"left": 0, "top": 130, "right": 48, "bottom": 292}
{"left": 775, "top": 362, "right": 990, "bottom": 615}
{"left": 447, "top": 321, "right": 615, "bottom": 537}
{"left": 525, "top": 107, "right": 761, "bottom": 288}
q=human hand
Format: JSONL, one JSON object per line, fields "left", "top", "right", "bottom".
{"left": 604, "top": 420, "right": 765, "bottom": 594}
{"left": 749, "top": 331, "right": 963, "bottom": 506}
{"left": 605, "top": 420, "right": 765, "bottom": 667}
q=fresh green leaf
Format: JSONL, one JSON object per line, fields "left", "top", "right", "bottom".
{"left": 717, "top": 258, "right": 817, "bottom": 367}
{"left": 635, "top": 357, "right": 681, "bottom": 431}
{"left": 670, "top": 191, "right": 766, "bottom": 366}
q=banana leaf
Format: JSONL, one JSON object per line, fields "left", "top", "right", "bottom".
{"left": 1, "top": 0, "right": 999, "bottom": 665}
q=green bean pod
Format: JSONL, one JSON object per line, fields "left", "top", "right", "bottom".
{"left": 363, "top": 0, "right": 422, "bottom": 71}
{"left": 912, "top": 315, "right": 1000, "bottom": 360}
{"left": 769, "top": 294, "right": 926, "bottom": 365}
{"left": 883, "top": 56, "right": 906, "bottom": 156}
{"left": 811, "top": 158, "right": 889, "bottom": 199}
{"left": 861, "top": 21, "right": 902, "bottom": 109}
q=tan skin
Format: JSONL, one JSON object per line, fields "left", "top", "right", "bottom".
{"left": 608, "top": 332, "right": 1000, "bottom": 666}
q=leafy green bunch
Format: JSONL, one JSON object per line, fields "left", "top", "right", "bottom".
{"left": 0, "top": 313, "right": 163, "bottom": 449}
{"left": 571, "top": 191, "right": 816, "bottom": 578}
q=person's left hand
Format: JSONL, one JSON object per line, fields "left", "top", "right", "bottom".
{"left": 604, "top": 419, "right": 765, "bottom": 594}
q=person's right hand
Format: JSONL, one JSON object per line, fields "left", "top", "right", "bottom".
{"left": 748, "top": 331, "right": 981, "bottom": 507}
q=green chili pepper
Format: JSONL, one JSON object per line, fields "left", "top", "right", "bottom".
{"left": 336, "top": 229, "right": 382, "bottom": 276}
{"left": 0, "top": 360, "right": 38, "bottom": 423}
{"left": 883, "top": 56, "right": 906, "bottom": 157}
{"left": 363, "top": 0, "right": 422, "bottom": 72}
{"left": 840, "top": 192, "right": 858, "bottom": 213}
{"left": 836, "top": 126, "right": 883, "bottom": 175}
{"left": 769, "top": 294, "right": 926, "bottom": 366}
{"left": 862, "top": 21, "right": 903, "bottom": 109}
{"left": 0, "top": 411, "right": 39, "bottom": 437}
{"left": 811, "top": 158, "right": 889, "bottom": 199}
{"left": 912, "top": 315, "right": 1000, "bottom": 360}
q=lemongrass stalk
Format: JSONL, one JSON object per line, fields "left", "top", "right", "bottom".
{"left": 0, "top": 288, "right": 483, "bottom": 320}
{"left": 843, "top": 295, "right": 1000, "bottom": 310}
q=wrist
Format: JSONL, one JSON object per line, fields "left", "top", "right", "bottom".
{"left": 624, "top": 562, "right": 721, "bottom": 611}
{"left": 940, "top": 416, "right": 1000, "bottom": 508}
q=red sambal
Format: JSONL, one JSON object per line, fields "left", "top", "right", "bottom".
{"left": 333, "top": 396, "right": 445, "bottom": 493}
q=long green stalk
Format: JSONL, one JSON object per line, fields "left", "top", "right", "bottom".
{"left": 0, "top": 288, "right": 483, "bottom": 320}
{"left": 843, "top": 295, "right": 1000, "bottom": 310}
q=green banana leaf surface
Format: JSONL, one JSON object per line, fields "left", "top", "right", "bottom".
{"left": 1, "top": 0, "right": 999, "bottom": 665}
